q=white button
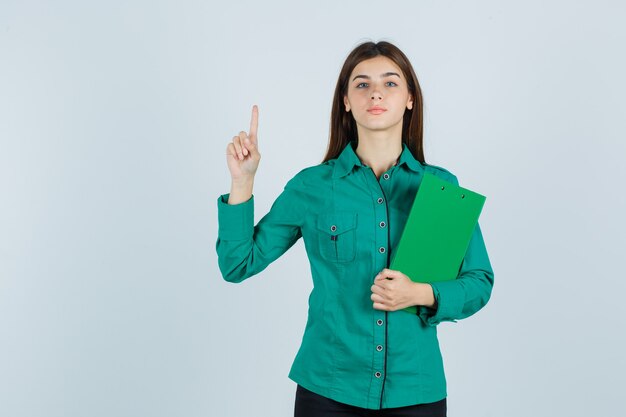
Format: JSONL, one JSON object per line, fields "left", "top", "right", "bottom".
{"left": 379, "top": 247, "right": 386, "bottom": 254}
{"left": 377, "top": 197, "right": 384, "bottom": 204}
{"left": 376, "top": 319, "right": 383, "bottom": 326}
{"left": 376, "top": 345, "right": 383, "bottom": 352}
{"left": 383, "top": 173, "right": 390, "bottom": 180}
{"left": 379, "top": 221, "right": 386, "bottom": 228}
{"left": 330, "top": 225, "right": 337, "bottom": 232}
{"left": 375, "top": 371, "right": 382, "bottom": 378}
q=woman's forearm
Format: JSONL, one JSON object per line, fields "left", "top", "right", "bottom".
{"left": 228, "top": 177, "right": 254, "bottom": 205}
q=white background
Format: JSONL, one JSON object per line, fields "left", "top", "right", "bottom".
{"left": 1, "top": 1, "right": 625, "bottom": 416}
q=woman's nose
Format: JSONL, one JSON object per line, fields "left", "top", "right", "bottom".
{"left": 370, "top": 92, "right": 382, "bottom": 100}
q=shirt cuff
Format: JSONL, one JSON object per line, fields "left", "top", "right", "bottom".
{"left": 217, "top": 193, "right": 254, "bottom": 241}
{"left": 417, "top": 280, "right": 463, "bottom": 326}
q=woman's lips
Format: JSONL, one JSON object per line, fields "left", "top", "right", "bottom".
{"left": 367, "top": 107, "right": 387, "bottom": 115}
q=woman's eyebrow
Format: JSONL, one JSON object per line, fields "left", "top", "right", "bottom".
{"left": 352, "top": 72, "right": 401, "bottom": 82}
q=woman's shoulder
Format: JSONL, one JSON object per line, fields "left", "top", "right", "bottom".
{"left": 292, "top": 161, "right": 334, "bottom": 183}
{"left": 287, "top": 162, "right": 335, "bottom": 187}
{"left": 423, "top": 162, "right": 459, "bottom": 184}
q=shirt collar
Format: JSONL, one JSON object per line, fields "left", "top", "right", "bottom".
{"left": 332, "top": 140, "right": 424, "bottom": 179}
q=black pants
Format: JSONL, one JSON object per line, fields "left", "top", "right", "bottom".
{"left": 294, "top": 385, "right": 447, "bottom": 417}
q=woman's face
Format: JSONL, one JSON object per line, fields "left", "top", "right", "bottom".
{"left": 343, "top": 55, "right": 413, "bottom": 136}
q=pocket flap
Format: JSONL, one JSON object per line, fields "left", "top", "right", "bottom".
{"left": 315, "top": 212, "right": 357, "bottom": 234}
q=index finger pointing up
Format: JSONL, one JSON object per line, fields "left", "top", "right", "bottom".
{"left": 249, "top": 104, "right": 259, "bottom": 139}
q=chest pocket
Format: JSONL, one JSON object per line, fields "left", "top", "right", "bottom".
{"left": 315, "top": 212, "right": 358, "bottom": 263}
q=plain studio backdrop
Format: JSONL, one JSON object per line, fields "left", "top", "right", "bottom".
{"left": 1, "top": 1, "right": 625, "bottom": 416}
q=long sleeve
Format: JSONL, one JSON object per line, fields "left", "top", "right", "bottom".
{"left": 417, "top": 174, "right": 495, "bottom": 326}
{"left": 215, "top": 175, "right": 304, "bottom": 283}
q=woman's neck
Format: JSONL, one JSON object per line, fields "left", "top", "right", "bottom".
{"left": 354, "top": 131, "right": 403, "bottom": 180}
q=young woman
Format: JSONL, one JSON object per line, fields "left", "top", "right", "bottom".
{"left": 216, "top": 41, "right": 494, "bottom": 417}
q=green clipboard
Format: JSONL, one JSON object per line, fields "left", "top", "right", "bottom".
{"left": 389, "top": 172, "right": 486, "bottom": 314}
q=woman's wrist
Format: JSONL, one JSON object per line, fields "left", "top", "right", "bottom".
{"left": 228, "top": 177, "right": 254, "bottom": 205}
{"left": 413, "top": 282, "right": 436, "bottom": 308}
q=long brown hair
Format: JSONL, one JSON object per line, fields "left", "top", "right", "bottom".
{"left": 322, "top": 41, "right": 425, "bottom": 164}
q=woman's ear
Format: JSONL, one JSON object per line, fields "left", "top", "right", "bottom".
{"left": 343, "top": 96, "right": 351, "bottom": 112}
{"left": 407, "top": 94, "right": 414, "bottom": 110}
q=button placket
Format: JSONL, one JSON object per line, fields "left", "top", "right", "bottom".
{"left": 363, "top": 167, "right": 388, "bottom": 401}
{"left": 373, "top": 180, "right": 388, "bottom": 397}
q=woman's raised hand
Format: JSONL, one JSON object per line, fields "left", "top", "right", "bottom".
{"left": 226, "top": 105, "right": 261, "bottom": 182}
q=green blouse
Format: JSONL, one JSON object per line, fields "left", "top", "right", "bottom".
{"left": 216, "top": 140, "right": 494, "bottom": 409}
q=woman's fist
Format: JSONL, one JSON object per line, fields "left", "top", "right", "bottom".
{"left": 370, "top": 268, "right": 433, "bottom": 311}
{"left": 226, "top": 105, "right": 261, "bottom": 181}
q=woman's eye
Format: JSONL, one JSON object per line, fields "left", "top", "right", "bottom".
{"left": 386, "top": 81, "right": 398, "bottom": 87}
{"left": 356, "top": 82, "right": 368, "bottom": 88}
